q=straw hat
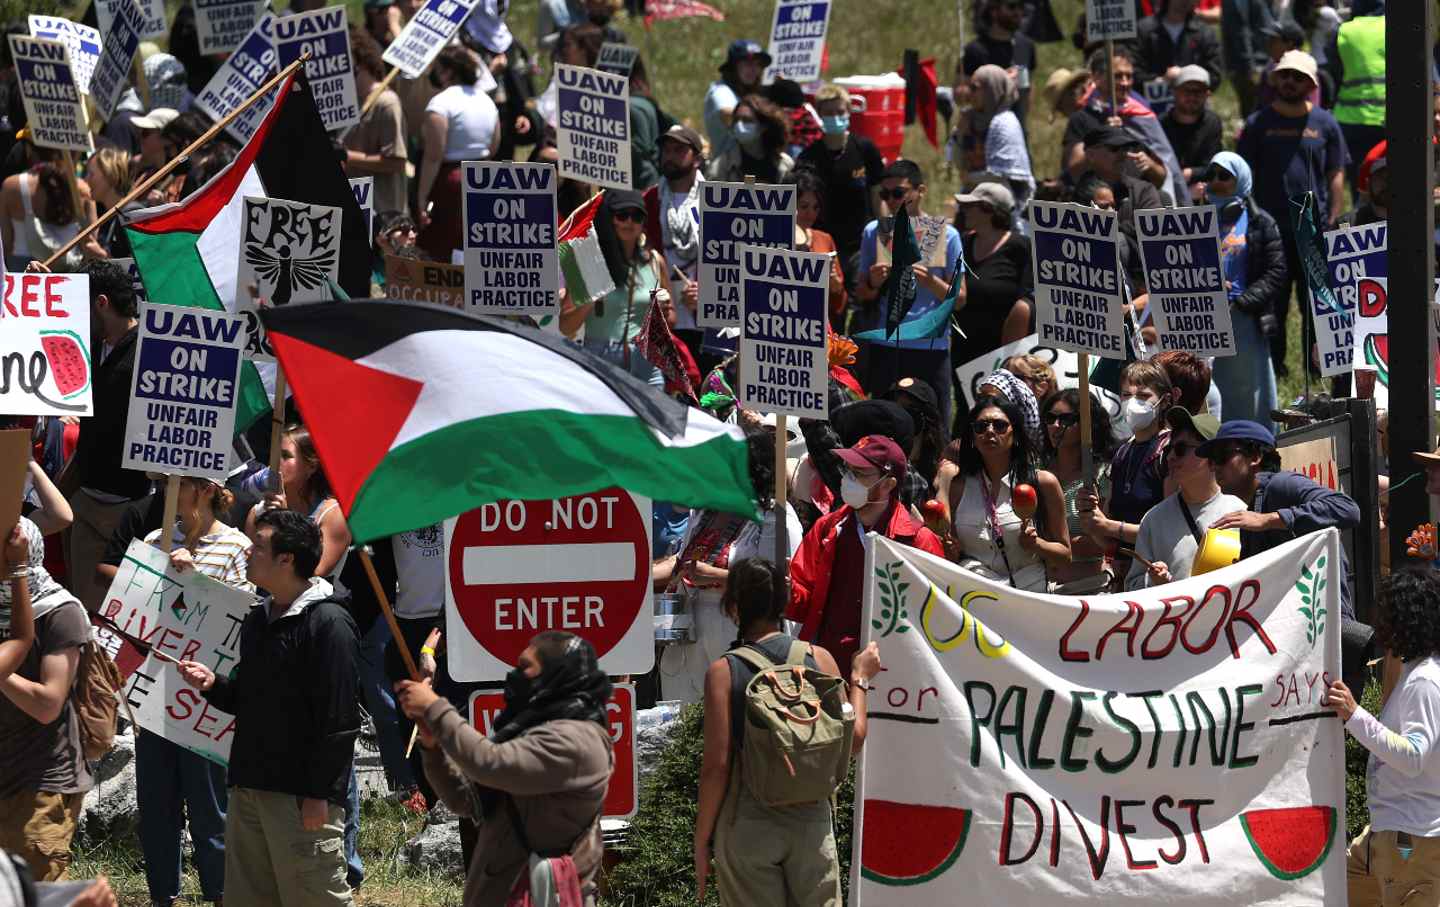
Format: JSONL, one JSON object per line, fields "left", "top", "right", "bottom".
{"left": 1042, "top": 67, "right": 1091, "bottom": 115}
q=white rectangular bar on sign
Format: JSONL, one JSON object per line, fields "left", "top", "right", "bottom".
{"left": 463, "top": 543, "right": 638, "bottom": 585}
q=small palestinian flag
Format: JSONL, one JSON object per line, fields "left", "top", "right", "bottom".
{"left": 557, "top": 193, "right": 616, "bottom": 305}
{"left": 260, "top": 301, "right": 755, "bottom": 542}
{"left": 635, "top": 288, "right": 698, "bottom": 402}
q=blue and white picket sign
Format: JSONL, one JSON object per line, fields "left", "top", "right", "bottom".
{"left": 738, "top": 246, "right": 830, "bottom": 420}
{"left": 383, "top": 0, "right": 483, "bottom": 78}
{"left": 8, "top": 35, "right": 91, "bottom": 153}
{"left": 274, "top": 6, "right": 359, "bottom": 131}
{"left": 195, "top": 0, "right": 265, "bottom": 55}
{"left": 698, "top": 181, "right": 796, "bottom": 329}
{"left": 194, "top": 12, "right": 278, "bottom": 145}
{"left": 765, "top": 0, "right": 830, "bottom": 84}
{"left": 555, "top": 64, "right": 632, "bottom": 191}
{"left": 123, "top": 304, "right": 247, "bottom": 482}
{"left": 462, "top": 162, "right": 559, "bottom": 316}
{"left": 1136, "top": 205, "right": 1235, "bottom": 358}
{"left": 96, "top": 0, "right": 166, "bottom": 42}
{"left": 28, "top": 16, "right": 100, "bottom": 96}
{"left": 89, "top": 0, "right": 146, "bottom": 121}
{"left": 1028, "top": 200, "right": 1125, "bottom": 358}
{"left": 350, "top": 177, "right": 374, "bottom": 238}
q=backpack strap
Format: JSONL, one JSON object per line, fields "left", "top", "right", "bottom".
{"left": 728, "top": 644, "right": 775, "bottom": 674}
{"left": 784, "top": 639, "right": 811, "bottom": 667}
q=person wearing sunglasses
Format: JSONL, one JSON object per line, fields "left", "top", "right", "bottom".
{"left": 945, "top": 396, "right": 1068, "bottom": 591}
{"left": 1124, "top": 408, "right": 1246, "bottom": 590}
{"left": 1041, "top": 389, "right": 1117, "bottom": 594}
{"left": 1206, "top": 420, "right": 1360, "bottom": 619}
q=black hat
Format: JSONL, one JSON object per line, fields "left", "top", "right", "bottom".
{"left": 832, "top": 400, "right": 915, "bottom": 453}
{"left": 882, "top": 377, "right": 941, "bottom": 422}
{"left": 1259, "top": 19, "right": 1306, "bottom": 46}
{"left": 1084, "top": 124, "right": 1138, "bottom": 150}
{"left": 765, "top": 77, "right": 806, "bottom": 109}
{"left": 723, "top": 39, "right": 772, "bottom": 70}
{"left": 604, "top": 189, "right": 645, "bottom": 213}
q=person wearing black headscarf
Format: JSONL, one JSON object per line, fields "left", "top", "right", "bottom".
{"left": 396, "top": 632, "right": 614, "bottom": 906}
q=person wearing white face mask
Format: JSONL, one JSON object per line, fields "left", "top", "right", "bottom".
{"left": 1077, "top": 360, "right": 1181, "bottom": 589}
{"left": 705, "top": 95, "right": 794, "bottom": 184}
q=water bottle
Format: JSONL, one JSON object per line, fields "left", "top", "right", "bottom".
{"left": 1398, "top": 831, "right": 1414, "bottom": 862}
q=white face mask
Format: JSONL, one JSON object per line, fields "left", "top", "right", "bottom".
{"left": 841, "top": 472, "right": 879, "bottom": 509}
{"left": 1122, "top": 396, "right": 1157, "bottom": 432}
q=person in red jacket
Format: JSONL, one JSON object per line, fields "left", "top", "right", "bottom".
{"left": 787, "top": 435, "right": 946, "bottom": 670}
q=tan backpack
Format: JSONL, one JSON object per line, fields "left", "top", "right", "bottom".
{"left": 72, "top": 640, "right": 123, "bottom": 761}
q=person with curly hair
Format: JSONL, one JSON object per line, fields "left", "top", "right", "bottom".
{"left": 1328, "top": 568, "right": 1440, "bottom": 907}
{"left": 706, "top": 94, "right": 793, "bottom": 184}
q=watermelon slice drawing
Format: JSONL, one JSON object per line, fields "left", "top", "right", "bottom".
{"left": 1363, "top": 334, "right": 1440, "bottom": 401}
{"left": 39, "top": 330, "right": 91, "bottom": 400}
{"left": 860, "top": 800, "right": 970, "bottom": 886}
{"left": 1240, "top": 804, "right": 1337, "bottom": 881}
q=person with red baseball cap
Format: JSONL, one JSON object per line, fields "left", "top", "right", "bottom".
{"left": 787, "top": 435, "right": 946, "bottom": 671}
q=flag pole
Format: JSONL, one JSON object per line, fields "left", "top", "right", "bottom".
{"left": 268, "top": 368, "right": 288, "bottom": 478}
{"left": 361, "top": 67, "right": 401, "bottom": 116}
{"left": 40, "top": 53, "right": 313, "bottom": 270}
{"left": 158, "top": 475, "right": 180, "bottom": 554}
{"left": 359, "top": 546, "right": 421, "bottom": 680}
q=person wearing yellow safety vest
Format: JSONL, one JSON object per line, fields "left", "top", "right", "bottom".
{"left": 1322, "top": 9, "right": 1386, "bottom": 196}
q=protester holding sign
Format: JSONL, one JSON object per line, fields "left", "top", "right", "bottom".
{"left": 344, "top": 27, "right": 409, "bottom": 219}
{"left": 417, "top": 47, "right": 501, "bottom": 262}
{"left": 1042, "top": 388, "right": 1117, "bottom": 594}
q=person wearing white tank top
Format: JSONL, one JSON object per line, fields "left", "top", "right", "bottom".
{"left": 0, "top": 164, "right": 89, "bottom": 271}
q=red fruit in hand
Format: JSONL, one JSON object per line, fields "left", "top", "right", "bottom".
{"left": 1012, "top": 484, "right": 1038, "bottom": 521}
{"left": 922, "top": 499, "right": 946, "bottom": 517}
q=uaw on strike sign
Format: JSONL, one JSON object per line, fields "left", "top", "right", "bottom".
{"left": 445, "top": 489, "right": 653, "bottom": 679}
{"left": 853, "top": 531, "right": 1345, "bottom": 905}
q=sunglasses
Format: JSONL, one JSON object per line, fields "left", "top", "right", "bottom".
{"left": 1044, "top": 412, "right": 1078, "bottom": 428}
{"left": 881, "top": 187, "right": 911, "bottom": 201}
{"left": 1205, "top": 443, "right": 1245, "bottom": 464}
{"left": 612, "top": 209, "right": 645, "bottom": 223}
{"left": 973, "top": 418, "right": 1012, "bottom": 435}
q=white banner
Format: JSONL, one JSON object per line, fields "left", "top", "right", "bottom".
{"left": 764, "top": 0, "right": 830, "bottom": 84}
{"left": 954, "top": 333, "right": 1123, "bottom": 427}
{"left": 1029, "top": 201, "right": 1125, "bottom": 359}
{"left": 194, "top": 12, "right": 278, "bottom": 146}
{"left": 853, "top": 531, "right": 1346, "bottom": 905}
{"left": 382, "top": 0, "right": 483, "bottom": 79}
{"left": 1136, "top": 206, "right": 1235, "bottom": 359}
{"left": 555, "top": 64, "right": 631, "bottom": 191}
{"left": 96, "top": 541, "right": 254, "bottom": 765}
{"left": 273, "top": 7, "right": 359, "bottom": 131}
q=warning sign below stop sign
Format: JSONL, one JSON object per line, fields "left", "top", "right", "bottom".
{"left": 444, "top": 488, "right": 653, "bottom": 681}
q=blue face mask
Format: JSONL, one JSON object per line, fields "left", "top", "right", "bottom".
{"left": 820, "top": 114, "right": 849, "bottom": 135}
{"left": 1207, "top": 192, "right": 1237, "bottom": 209}
{"left": 734, "top": 120, "right": 759, "bottom": 140}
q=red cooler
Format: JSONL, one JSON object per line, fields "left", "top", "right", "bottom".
{"left": 834, "top": 74, "right": 907, "bottom": 163}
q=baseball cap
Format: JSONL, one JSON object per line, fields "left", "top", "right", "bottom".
{"left": 1165, "top": 407, "right": 1221, "bottom": 442}
{"left": 834, "top": 434, "right": 909, "bottom": 477}
{"left": 605, "top": 188, "right": 645, "bottom": 214}
{"left": 882, "top": 377, "right": 941, "bottom": 422}
{"left": 1172, "top": 65, "right": 1211, "bottom": 88}
{"left": 1084, "top": 124, "right": 1138, "bottom": 150}
{"left": 953, "top": 181, "right": 1016, "bottom": 216}
{"left": 1272, "top": 49, "right": 1319, "bottom": 86}
{"left": 723, "top": 39, "right": 772, "bottom": 70}
{"left": 1358, "top": 140, "right": 1388, "bottom": 194}
{"left": 1260, "top": 19, "right": 1306, "bottom": 45}
{"left": 131, "top": 107, "right": 180, "bottom": 130}
{"left": 1197, "top": 420, "right": 1277, "bottom": 457}
{"left": 659, "top": 123, "right": 704, "bottom": 154}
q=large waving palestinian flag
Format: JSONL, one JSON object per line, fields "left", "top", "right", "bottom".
{"left": 260, "top": 301, "right": 755, "bottom": 541}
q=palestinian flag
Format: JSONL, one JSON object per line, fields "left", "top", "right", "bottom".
{"left": 557, "top": 193, "right": 615, "bottom": 305}
{"left": 259, "top": 301, "right": 755, "bottom": 542}
{"left": 123, "top": 70, "right": 371, "bottom": 429}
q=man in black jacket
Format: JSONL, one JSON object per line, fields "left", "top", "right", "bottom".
{"left": 178, "top": 509, "right": 360, "bottom": 906}
{"left": 1133, "top": 0, "right": 1223, "bottom": 90}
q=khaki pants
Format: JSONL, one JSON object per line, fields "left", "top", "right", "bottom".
{"left": 65, "top": 491, "right": 135, "bottom": 613}
{"left": 1349, "top": 825, "right": 1440, "bottom": 907}
{"left": 713, "top": 781, "right": 840, "bottom": 907}
{"left": 0, "top": 789, "right": 83, "bottom": 881}
{"left": 224, "top": 787, "right": 353, "bottom": 907}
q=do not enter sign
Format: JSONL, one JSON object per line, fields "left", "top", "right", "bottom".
{"left": 445, "top": 488, "right": 654, "bottom": 680}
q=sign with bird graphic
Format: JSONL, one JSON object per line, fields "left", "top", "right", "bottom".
{"left": 235, "top": 195, "right": 342, "bottom": 360}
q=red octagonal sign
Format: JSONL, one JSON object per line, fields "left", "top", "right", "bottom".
{"left": 445, "top": 488, "right": 653, "bottom": 681}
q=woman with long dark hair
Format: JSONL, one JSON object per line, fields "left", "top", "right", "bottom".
{"left": 244, "top": 425, "right": 351, "bottom": 581}
{"left": 705, "top": 94, "right": 793, "bottom": 183}
{"left": 945, "top": 395, "right": 1069, "bottom": 590}
{"left": 1041, "top": 388, "right": 1116, "bottom": 594}
{"left": 1, "top": 148, "right": 99, "bottom": 270}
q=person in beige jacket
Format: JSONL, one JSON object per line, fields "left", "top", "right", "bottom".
{"left": 396, "top": 631, "right": 614, "bottom": 906}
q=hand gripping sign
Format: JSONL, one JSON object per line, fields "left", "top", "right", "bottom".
{"left": 445, "top": 489, "right": 654, "bottom": 680}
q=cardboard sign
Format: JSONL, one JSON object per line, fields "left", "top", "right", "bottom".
{"left": 470, "top": 684, "right": 637, "bottom": 818}
{"left": 385, "top": 255, "right": 465, "bottom": 308}
{"left": 1086, "top": 0, "right": 1137, "bottom": 42}
{"left": 954, "top": 334, "right": 1123, "bottom": 427}
{"left": 195, "top": 0, "right": 264, "bottom": 55}
{"left": 462, "top": 163, "right": 558, "bottom": 316}
{"left": 195, "top": 12, "right": 279, "bottom": 146}
{"left": 273, "top": 7, "right": 359, "bottom": 132}
{"left": 95, "top": 540, "right": 255, "bottom": 765}
{"left": 349, "top": 177, "right": 374, "bottom": 239}
{"left": 235, "top": 196, "right": 343, "bottom": 360}
{"left": 0, "top": 430, "right": 30, "bottom": 536}
{"left": 123, "top": 304, "right": 245, "bottom": 481}
{"left": 95, "top": 0, "right": 166, "bottom": 41}
{"left": 1317, "top": 221, "right": 1385, "bottom": 377}
{"left": 8, "top": 35, "right": 91, "bottom": 154}
{"left": 698, "top": 181, "right": 796, "bottom": 329}
{"left": 738, "top": 246, "right": 829, "bottom": 419}
{"left": 382, "top": 0, "right": 483, "bottom": 79}
{"left": 855, "top": 531, "right": 1345, "bottom": 904}
{"left": 88, "top": 0, "right": 145, "bottom": 121}
{"left": 444, "top": 489, "right": 654, "bottom": 681}
{"left": 1278, "top": 436, "right": 1340, "bottom": 492}
{"left": 596, "top": 43, "right": 639, "bottom": 77}
{"left": 28, "top": 17, "right": 100, "bottom": 96}
{"left": 0, "top": 273, "right": 93, "bottom": 416}
{"left": 555, "top": 64, "right": 631, "bottom": 191}
{"left": 1135, "top": 206, "right": 1235, "bottom": 358}
{"left": 1029, "top": 201, "right": 1124, "bottom": 358}
{"left": 764, "top": 0, "right": 830, "bottom": 84}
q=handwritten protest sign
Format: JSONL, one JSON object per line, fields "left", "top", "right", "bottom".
{"left": 274, "top": 7, "right": 359, "bottom": 132}
{"left": 1086, "top": 0, "right": 1137, "bottom": 42}
{"left": 556, "top": 64, "right": 631, "bottom": 191}
{"left": 350, "top": 177, "right": 374, "bottom": 238}
{"left": 236, "top": 197, "right": 343, "bottom": 360}
{"left": 955, "top": 334, "right": 1122, "bottom": 426}
{"left": 1136, "top": 206, "right": 1235, "bottom": 358}
{"left": 195, "top": 12, "right": 278, "bottom": 145}
{"left": 89, "top": 0, "right": 145, "bottom": 121}
{"left": 96, "top": 541, "right": 254, "bottom": 765}
{"left": 463, "top": 162, "right": 558, "bottom": 316}
{"left": 28, "top": 17, "right": 100, "bottom": 96}
{"left": 854, "top": 530, "right": 1345, "bottom": 905}
{"left": 1029, "top": 201, "right": 1124, "bottom": 358}
{"left": 382, "top": 0, "right": 483, "bottom": 78}
{"left": 1, "top": 273, "right": 93, "bottom": 416}
{"left": 385, "top": 255, "right": 465, "bottom": 308}
{"left": 765, "top": 0, "right": 830, "bottom": 84}
{"left": 123, "top": 304, "right": 245, "bottom": 481}
{"left": 597, "top": 43, "right": 639, "bottom": 77}
{"left": 698, "top": 181, "right": 796, "bottom": 329}
{"left": 96, "top": 0, "right": 166, "bottom": 41}
{"left": 1317, "top": 221, "right": 1384, "bottom": 377}
{"left": 195, "top": 0, "right": 263, "bottom": 55}
{"left": 9, "top": 35, "right": 91, "bottom": 153}
{"left": 738, "top": 246, "right": 829, "bottom": 419}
